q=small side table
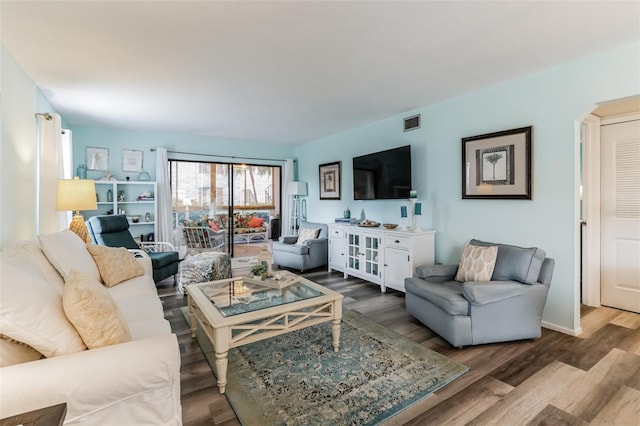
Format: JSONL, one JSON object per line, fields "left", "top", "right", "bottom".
{"left": 0, "top": 403, "right": 67, "bottom": 426}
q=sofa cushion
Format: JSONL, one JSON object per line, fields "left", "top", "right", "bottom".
{"left": 86, "top": 244, "right": 144, "bottom": 287}
{"left": 470, "top": 239, "right": 546, "bottom": 285}
{"left": 296, "top": 227, "right": 320, "bottom": 245}
{"left": 0, "top": 336, "right": 43, "bottom": 367}
{"left": 404, "top": 278, "right": 469, "bottom": 316}
{"left": 106, "top": 274, "right": 159, "bottom": 302}
{"left": 0, "top": 263, "right": 86, "bottom": 357}
{"left": 455, "top": 244, "right": 498, "bottom": 282}
{"left": 0, "top": 240, "right": 65, "bottom": 293}
{"left": 63, "top": 270, "right": 132, "bottom": 349}
{"left": 127, "top": 318, "right": 172, "bottom": 340}
{"left": 39, "top": 230, "right": 101, "bottom": 282}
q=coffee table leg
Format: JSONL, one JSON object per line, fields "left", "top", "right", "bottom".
{"left": 215, "top": 351, "right": 229, "bottom": 394}
{"left": 332, "top": 302, "right": 342, "bottom": 352}
{"left": 214, "top": 328, "right": 230, "bottom": 394}
{"left": 188, "top": 298, "right": 197, "bottom": 339}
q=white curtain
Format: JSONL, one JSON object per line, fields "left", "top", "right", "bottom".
{"left": 281, "top": 159, "right": 295, "bottom": 237}
{"left": 155, "top": 148, "right": 173, "bottom": 244}
{"left": 36, "top": 113, "right": 67, "bottom": 235}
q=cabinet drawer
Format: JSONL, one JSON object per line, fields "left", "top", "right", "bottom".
{"left": 330, "top": 229, "right": 344, "bottom": 238}
{"left": 386, "top": 236, "right": 410, "bottom": 249}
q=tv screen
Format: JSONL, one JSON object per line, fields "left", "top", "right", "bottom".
{"left": 353, "top": 145, "right": 412, "bottom": 200}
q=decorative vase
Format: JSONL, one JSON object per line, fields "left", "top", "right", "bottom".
{"left": 77, "top": 165, "right": 87, "bottom": 179}
{"left": 343, "top": 206, "right": 351, "bottom": 219}
{"left": 106, "top": 189, "right": 113, "bottom": 202}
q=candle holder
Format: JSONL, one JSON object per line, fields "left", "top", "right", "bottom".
{"left": 411, "top": 199, "right": 422, "bottom": 231}
{"left": 400, "top": 205, "right": 408, "bottom": 230}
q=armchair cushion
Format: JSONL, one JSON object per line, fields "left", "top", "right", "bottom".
{"left": 461, "top": 281, "right": 526, "bottom": 305}
{"left": 274, "top": 243, "right": 310, "bottom": 255}
{"left": 470, "top": 239, "right": 546, "bottom": 285}
{"left": 404, "top": 278, "right": 468, "bottom": 316}
{"left": 454, "top": 244, "right": 498, "bottom": 282}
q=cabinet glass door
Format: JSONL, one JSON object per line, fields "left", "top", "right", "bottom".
{"left": 363, "top": 235, "right": 380, "bottom": 277}
{"left": 347, "top": 233, "right": 360, "bottom": 270}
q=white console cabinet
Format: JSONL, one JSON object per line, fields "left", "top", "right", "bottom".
{"left": 328, "top": 224, "right": 435, "bottom": 292}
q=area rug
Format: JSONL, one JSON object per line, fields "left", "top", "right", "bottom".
{"left": 182, "top": 308, "right": 468, "bottom": 425}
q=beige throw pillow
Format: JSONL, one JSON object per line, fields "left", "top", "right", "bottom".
{"left": 86, "top": 244, "right": 144, "bottom": 287}
{"left": 63, "top": 270, "right": 132, "bottom": 349}
{"left": 296, "top": 228, "right": 320, "bottom": 245}
{"left": 455, "top": 243, "right": 498, "bottom": 282}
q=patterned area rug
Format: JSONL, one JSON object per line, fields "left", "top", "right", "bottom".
{"left": 182, "top": 308, "right": 468, "bottom": 425}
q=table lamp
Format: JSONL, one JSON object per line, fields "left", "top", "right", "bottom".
{"left": 56, "top": 177, "right": 97, "bottom": 242}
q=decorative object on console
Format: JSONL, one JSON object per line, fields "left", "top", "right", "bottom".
{"left": 343, "top": 206, "right": 350, "bottom": 219}
{"left": 56, "top": 177, "right": 97, "bottom": 243}
{"left": 319, "top": 161, "right": 341, "bottom": 200}
{"left": 77, "top": 164, "right": 87, "bottom": 179}
{"left": 462, "top": 126, "right": 532, "bottom": 199}
{"left": 413, "top": 200, "right": 422, "bottom": 231}
{"left": 410, "top": 190, "right": 417, "bottom": 199}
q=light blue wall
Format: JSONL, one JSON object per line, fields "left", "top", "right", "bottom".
{"left": 71, "top": 127, "right": 295, "bottom": 182}
{"left": 296, "top": 41, "right": 640, "bottom": 332}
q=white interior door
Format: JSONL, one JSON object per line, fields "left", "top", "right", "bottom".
{"left": 601, "top": 119, "right": 640, "bottom": 313}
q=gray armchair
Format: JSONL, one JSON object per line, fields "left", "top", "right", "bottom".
{"left": 405, "top": 239, "right": 554, "bottom": 347}
{"left": 272, "top": 221, "right": 328, "bottom": 272}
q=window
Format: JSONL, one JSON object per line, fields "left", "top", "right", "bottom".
{"left": 170, "top": 161, "right": 278, "bottom": 211}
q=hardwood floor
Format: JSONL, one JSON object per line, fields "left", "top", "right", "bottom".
{"left": 157, "top": 270, "right": 640, "bottom": 426}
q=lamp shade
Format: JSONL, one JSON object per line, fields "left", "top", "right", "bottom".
{"left": 56, "top": 177, "right": 97, "bottom": 212}
{"left": 182, "top": 197, "right": 193, "bottom": 207}
{"left": 287, "top": 181, "right": 308, "bottom": 196}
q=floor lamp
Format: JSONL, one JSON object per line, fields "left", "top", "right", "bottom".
{"left": 56, "top": 177, "right": 97, "bottom": 242}
{"left": 287, "top": 181, "right": 307, "bottom": 236}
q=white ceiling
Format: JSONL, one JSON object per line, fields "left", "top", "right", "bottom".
{"left": 2, "top": 1, "right": 639, "bottom": 144}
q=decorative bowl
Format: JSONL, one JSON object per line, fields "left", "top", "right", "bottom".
{"left": 383, "top": 223, "right": 398, "bottom": 229}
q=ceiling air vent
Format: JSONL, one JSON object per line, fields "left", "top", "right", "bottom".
{"left": 404, "top": 114, "right": 421, "bottom": 132}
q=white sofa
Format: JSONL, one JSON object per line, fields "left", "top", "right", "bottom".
{"left": 0, "top": 230, "right": 182, "bottom": 425}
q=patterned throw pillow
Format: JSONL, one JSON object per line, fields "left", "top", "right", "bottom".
{"left": 296, "top": 228, "right": 321, "bottom": 245}
{"left": 455, "top": 243, "right": 498, "bottom": 282}
{"left": 63, "top": 270, "right": 132, "bottom": 349}
{"left": 86, "top": 244, "right": 144, "bottom": 287}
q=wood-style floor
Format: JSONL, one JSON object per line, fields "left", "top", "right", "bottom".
{"left": 157, "top": 270, "right": 640, "bottom": 426}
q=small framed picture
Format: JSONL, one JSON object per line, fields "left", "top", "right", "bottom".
{"left": 462, "top": 126, "right": 532, "bottom": 199}
{"left": 122, "top": 149, "right": 143, "bottom": 172}
{"left": 86, "top": 147, "right": 109, "bottom": 171}
{"left": 319, "top": 161, "right": 341, "bottom": 200}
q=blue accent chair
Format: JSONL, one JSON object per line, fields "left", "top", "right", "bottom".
{"left": 405, "top": 239, "right": 554, "bottom": 347}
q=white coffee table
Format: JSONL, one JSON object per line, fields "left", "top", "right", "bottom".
{"left": 185, "top": 273, "right": 343, "bottom": 394}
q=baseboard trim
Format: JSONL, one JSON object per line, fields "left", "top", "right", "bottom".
{"left": 542, "top": 321, "right": 582, "bottom": 337}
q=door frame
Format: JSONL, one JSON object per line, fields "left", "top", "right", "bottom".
{"left": 581, "top": 111, "right": 640, "bottom": 308}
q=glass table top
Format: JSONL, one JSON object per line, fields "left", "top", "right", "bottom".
{"left": 198, "top": 277, "right": 324, "bottom": 317}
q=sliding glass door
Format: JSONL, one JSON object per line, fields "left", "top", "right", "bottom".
{"left": 170, "top": 160, "right": 281, "bottom": 258}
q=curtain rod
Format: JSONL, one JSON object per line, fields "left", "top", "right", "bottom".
{"left": 149, "top": 148, "right": 295, "bottom": 163}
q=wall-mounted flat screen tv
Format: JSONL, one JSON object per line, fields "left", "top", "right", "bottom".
{"left": 353, "top": 145, "right": 412, "bottom": 200}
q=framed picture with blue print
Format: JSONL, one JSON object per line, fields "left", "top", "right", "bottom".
{"left": 462, "top": 126, "right": 532, "bottom": 200}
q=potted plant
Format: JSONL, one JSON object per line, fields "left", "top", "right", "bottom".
{"left": 250, "top": 262, "right": 268, "bottom": 280}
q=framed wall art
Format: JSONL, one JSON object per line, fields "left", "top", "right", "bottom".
{"left": 462, "top": 126, "right": 532, "bottom": 199}
{"left": 86, "top": 147, "right": 109, "bottom": 171}
{"left": 122, "top": 149, "right": 143, "bottom": 172}
{"left": 319, "top": 161, "right": 341, "bottom": 200}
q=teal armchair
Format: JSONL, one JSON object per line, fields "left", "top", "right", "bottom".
{"left": 87, "top": 215, "right": 179, "bottom": 284}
